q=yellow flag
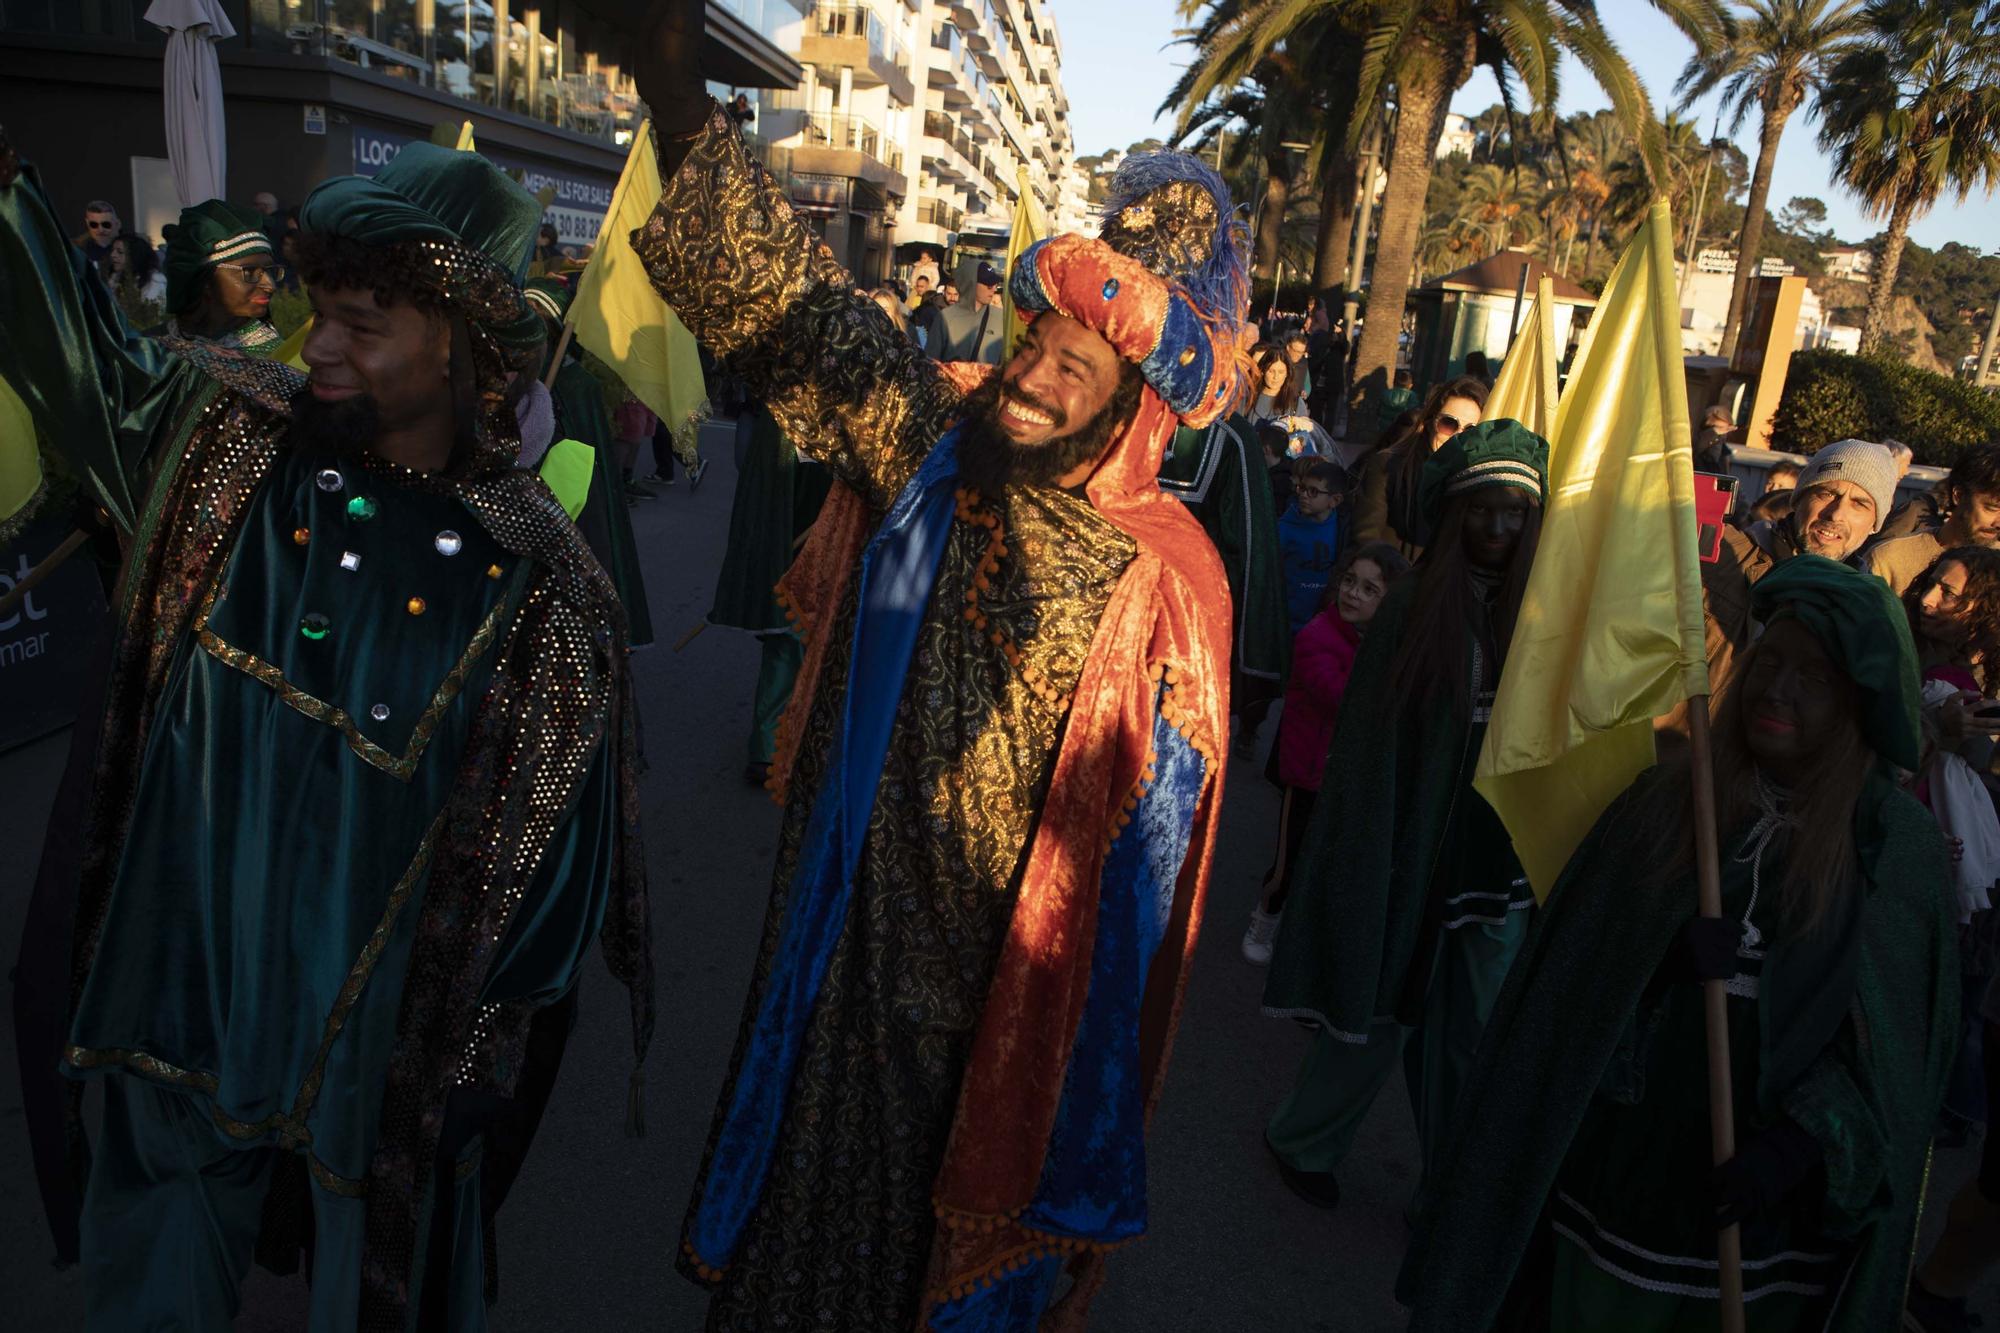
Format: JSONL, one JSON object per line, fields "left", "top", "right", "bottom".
{"left": 0, "top": 370, "right": 44, "bottom": 535}
{"left": 1474, "top": 200, "right": 1710, "bottom": 900}
{"left": 275, "top": 316, "right": 313, "bottom": 371}
{"left": 568, "top": 120, "right": 708, "bottom": 459}
{"left": 1001, "top": 164, "right": 1048, "bottom": 358}
{"left": 454, "top": 120, "right": 477, "bottom": 152}
{"left": 1485, "top": 276, "right": 1558, "bottom": 441}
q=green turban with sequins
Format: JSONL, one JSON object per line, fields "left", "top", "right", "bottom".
{"left": 1750, "top": 553, "right": 1923, "bottom": 770}
{"left": 298, "top": 142, "right": 544, "bottom": 357}
{"left": 1419, "top": 418, "right": 1550, "bottom": 532}
{"left": 160, "top": 199, "right": 273, "bottom": 315}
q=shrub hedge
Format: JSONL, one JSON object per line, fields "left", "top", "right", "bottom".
{"left": 1770, "top": 349, "right": 2000, "bottom": 467}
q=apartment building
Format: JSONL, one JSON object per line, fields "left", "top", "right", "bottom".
{"left": 745, "top": 0, "right": 1076, "bottom": 285}
{"left": 0, "top": 1, "right": 805, "bottom": 252}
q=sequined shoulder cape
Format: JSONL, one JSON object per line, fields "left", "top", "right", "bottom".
{"left": 53, "top": 342, "right": 652, "bottom": 1332}
{"left": 636, "top": 104, "right": 1233, "bottom": 1327}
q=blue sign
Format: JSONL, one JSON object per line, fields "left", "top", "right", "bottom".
{"left": 350, "top": 124, "right": 616, "bottom": 249}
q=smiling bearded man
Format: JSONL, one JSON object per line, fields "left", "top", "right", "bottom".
{"left": 10, "top": 141, "right": 651, "bottom": 1332}
{"left": 631, "top": 3, "right": 1243, "bottom": 1327}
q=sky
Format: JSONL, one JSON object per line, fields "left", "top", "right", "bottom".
{"left": 1055, "top": 0, "right": 1990, "bottom": 251}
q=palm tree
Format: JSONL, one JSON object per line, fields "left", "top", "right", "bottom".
{"left": 1677, "top": 0, "right": 1866, "bottom": 359}
{"left": 1818, "top": 0, "right": 2000, "bottom": 350}
{"left": 1334, "top": 0, "right": 1728, "bottom": 415}
{"left": 1455, "top": 162, "right": 1543, "bottom": 254}
{"left": 1555, "top": 110, "right": 1628, "bottom": 275}
{"left": 1163, "top": 3, "right": 1368, "bottom": 300}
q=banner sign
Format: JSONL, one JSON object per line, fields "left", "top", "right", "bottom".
{"left": 350, "top": 125, "right": 617, "bottom": 248}
{"left": 0, "top": 512, "right": 110, "bottom": 753}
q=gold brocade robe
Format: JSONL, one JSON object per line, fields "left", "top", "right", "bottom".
{"left": 634, "top": 117, "right": 1137, "bottom": 1328}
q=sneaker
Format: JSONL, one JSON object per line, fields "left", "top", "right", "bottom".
{"left": 1905, "top": 1281, "right": 1975, "bottom": 1333}
{"left": 1267, "top": 1137, "right": 1341, "bottom": 1210}
{"left": 687, "top": 458, "right": 710, "bottom": 492}
{"left": 643, "top": 471, "right": 674, "bottom": 485}
{"left": 625, "top": 481, "right": 658, "bottom": 500}
{"left": 1242, "top": 904, "right": 1282, "bottom": 965}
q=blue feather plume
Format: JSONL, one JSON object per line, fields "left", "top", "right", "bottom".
{"left": 1098, "top": 150, "right": 1251, "bottom": 329}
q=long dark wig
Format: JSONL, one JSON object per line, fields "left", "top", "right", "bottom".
{"left": 1246, "top": 343, "right": 1305, "bottom": 415}
{"left": 1904, "top": 545, "right": 2000, "bottom": 697}
{"left": 1638, "top": 626, "right": 1871, "bottom": 934}
{"left": 1390, "top": 488, "right": 1542, "bottom": 711}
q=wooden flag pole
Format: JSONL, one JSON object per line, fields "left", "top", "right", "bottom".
{"left": 1687, "top": 693, "right": 1747, "bottom": 1333}
{"left": 542, "top": 321, "right": 576, "bottom": 391}
{"left": 0, "top": 527, "right": 88, "bottom": 619}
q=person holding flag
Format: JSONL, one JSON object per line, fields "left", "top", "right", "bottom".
{"left": 1402, "top": 556, "right": 1957, "bottom": 1332}
{"left": 630, "top": 1, "right": 1242, "bottom": 1325}
{"left": 1260, "top": 420, "right": 1546, "bottom": 1209}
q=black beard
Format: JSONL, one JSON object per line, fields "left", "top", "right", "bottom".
{"left": 955, "top": 374, "right": 1131, "bottom": 495}
{"left": 288, "top": 384, "right": 381, "bottom": 460}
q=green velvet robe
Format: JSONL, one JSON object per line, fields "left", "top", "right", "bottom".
{"left": 1401, "top": 766, "right": 1959, "bottom": 1332}
{"left": 707, "top": 405, "right": 831, "bottom": 635}
{"left": 1159, "top": 414, "right": 1289, "bottom": 691}
{"left": 1262, "top": 577, "right": 1530, "bottom": 1038}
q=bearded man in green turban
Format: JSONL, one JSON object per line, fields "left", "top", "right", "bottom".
{"left": 11, "top": 142, "right": 652, "bottom": 1332}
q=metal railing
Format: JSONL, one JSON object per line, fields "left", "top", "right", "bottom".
{"left": 793, "top": 109, "right": 904, "bottom": 175}
{"left": 916, "top": 199, "right": 965, "bottom": 232}
{"left": 922, "top": 109, "right": 981, "bottom": 172}
{"left": 812, "top": 3, "right": 905, "bottom": 71}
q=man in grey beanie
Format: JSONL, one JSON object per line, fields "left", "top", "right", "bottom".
{"left": 1697, "top": 437, "right": 1898, "bottom": 705}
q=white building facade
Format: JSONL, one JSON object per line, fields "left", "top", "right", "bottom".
{"left": 731, "top": 0, "right": 1076, "bottom": 285}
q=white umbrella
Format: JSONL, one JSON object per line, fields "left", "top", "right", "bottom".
{"left": 145, "top": 0, "right": 236, "bottom": 207}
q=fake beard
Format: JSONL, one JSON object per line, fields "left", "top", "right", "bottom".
{"left": 289, "top": 383, "right": 382, "bottom": 461}
{"left": 955, "top": 374, "right": 1128, "bottom": 495}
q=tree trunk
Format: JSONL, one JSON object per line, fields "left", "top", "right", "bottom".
{"left": 1350, "top": 59, "right": 1456, "bottom": 418}
{"left": 1583, "top": 210, "right": 1603, "bottom": 280}
{"left": 1253, "top": 153, "right": 1291, "bottom": 286}
{"left": 1719, "top": 97, "right": 1793, "bottom": 361}
{"left": 1862, "top": 189, "right": 1917, "bottom": 353}
{"left": 1313, "top": 146, "right": 1358, "bottom": 299}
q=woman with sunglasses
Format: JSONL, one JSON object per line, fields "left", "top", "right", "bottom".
{"left": 1350, "top": 374, "right": 1489, "bottom": 562}
{"left": 155, "top": 199, "right": 286, "bottom": 353}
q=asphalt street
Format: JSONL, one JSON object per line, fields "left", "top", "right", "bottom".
{"left": 1, "top": 418, "right": 1992, "bottom": 1331}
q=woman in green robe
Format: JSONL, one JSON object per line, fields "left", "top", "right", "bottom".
{"left": 1261, "top": 419, "right": 1547, "bottom": 1208}
{"left": 1403, "top": 555, "right": 1958, "bottom": 1332}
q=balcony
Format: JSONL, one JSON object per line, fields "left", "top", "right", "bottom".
{"left": 917, "top": 198, "right": 966, "bottom": 233}
{"left": 921, "top": 109, "right": 985, "bottom": 185}
{"left": 802, "top": 4, "right": 914, "bottom": 104}
{"left": 927, "top": 22, "right": 987, "bottom": 109}
{"left": 772, "top": 101, "right": 910, "bottom": 196}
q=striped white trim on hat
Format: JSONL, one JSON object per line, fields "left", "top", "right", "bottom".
{"left": 523, "top": 287, "right": 565, "bottom": 322}
{"left": 1444, "top": 458, "right": 1543, "bottom": 501}
{"left": 208, "top": 230, "right": 274, "bottom": 263}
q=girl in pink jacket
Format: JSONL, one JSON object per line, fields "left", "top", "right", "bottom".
{"left": 1243, "top": 542, "right": 1410, "bottom": 963}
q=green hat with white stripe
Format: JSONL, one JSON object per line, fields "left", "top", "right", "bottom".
{"left": 160, "top": 199, "right": 273, "bottom": 315}
{"left": 1420, "top": 417, "right": 1550, "bottom": 532}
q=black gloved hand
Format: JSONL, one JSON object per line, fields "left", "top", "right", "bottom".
{"left": 634, "top": 0, "right": 712, "bottom": 173}
{"left": 1666, "top": 915, "right": 1742, "bottom": 984}
{"left": 1713, "top": 1118, "right": 1823, "bottom": 1228}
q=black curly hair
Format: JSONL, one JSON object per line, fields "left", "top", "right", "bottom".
{"left": 1948, "top": 443, "right": 2000, "bottom": 511}
{"left": 1905, "top": 545, "right": 2000, "bottom": 696}
{"left": 293, "top": 231, "right": 451, "bottom": 320}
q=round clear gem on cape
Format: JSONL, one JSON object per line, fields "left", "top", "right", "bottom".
{"left": 434, "top": 530, "right": 463, "bottom": 557}
{"left": 315, "top": 468, "right": 344, "bottom": 493}
{"left": 369, "top": 703, "right": 390, "bottom": 722}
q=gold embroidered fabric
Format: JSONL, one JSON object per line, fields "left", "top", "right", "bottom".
{"left": 633, "top": 108, "right": 961, "bottom": 517}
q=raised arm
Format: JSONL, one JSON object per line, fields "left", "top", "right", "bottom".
{"left": 631, "top": 1, "right": 959, "bottom": 513}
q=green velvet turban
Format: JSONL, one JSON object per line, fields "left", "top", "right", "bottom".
{"left": 160, "top": 199, "right": 272, "bottom": 315}
{"left": 1749, "top": 554, "right": 1923, "bottom": 771}
{"left": 298, "top": 143, "right": 543, "bottom": 356}
{"left": 523, "top": 274, "right": 572, "bottom": 326}
{"left": 1420, "top": 417, "right": 1550, "bottom": 530}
